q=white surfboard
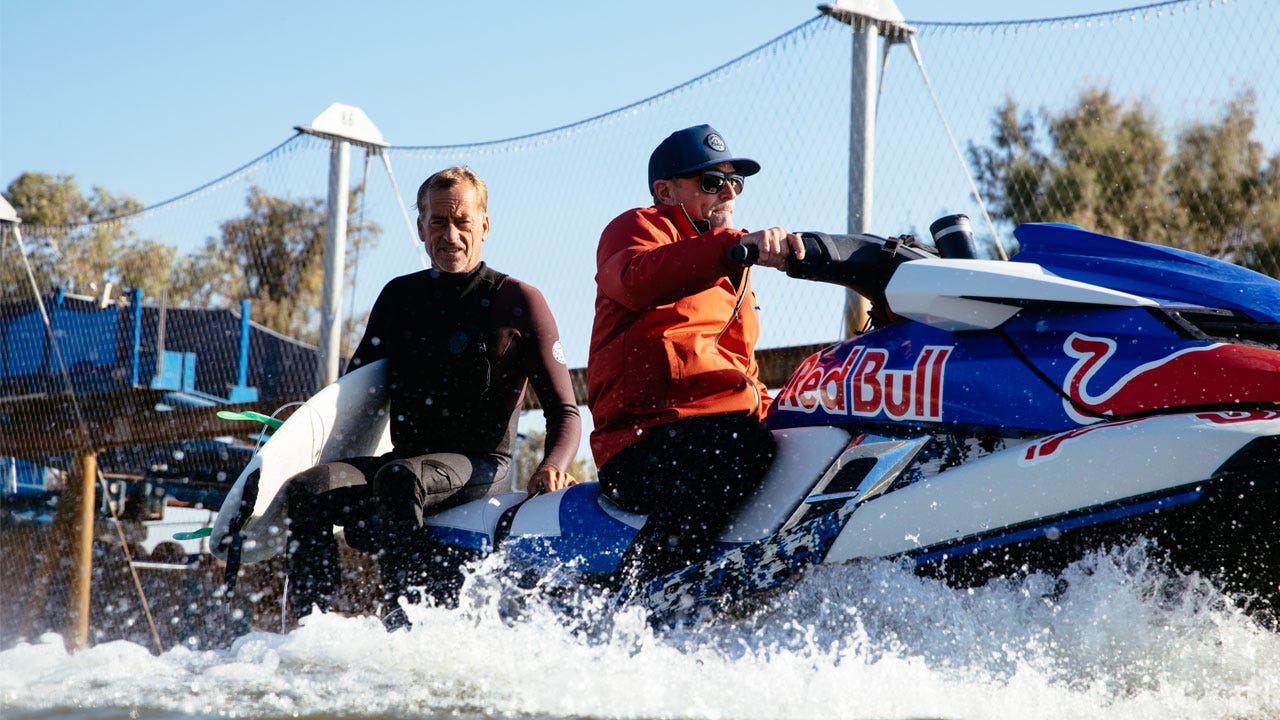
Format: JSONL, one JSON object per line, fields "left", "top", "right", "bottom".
{"left": 208, "top": 360, "right": 392, "bottom": 564}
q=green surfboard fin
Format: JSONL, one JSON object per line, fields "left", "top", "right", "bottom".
{"left": 173, "top": 527, "right": 213, "bottom": 541}
{"left": 216, "top": 410, "right": 284, "bottom": 430}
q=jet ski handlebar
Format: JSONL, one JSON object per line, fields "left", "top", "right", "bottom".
{"left": 728, "top": 230, "right": 939, "bottom": 301}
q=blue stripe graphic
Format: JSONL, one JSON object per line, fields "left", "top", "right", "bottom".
{"left": 910, "top": 488, "right": 1203, "bottom": 566}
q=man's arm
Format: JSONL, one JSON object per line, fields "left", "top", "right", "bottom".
{"left": 518, "top": 282, "right": 582, "bottom": 493}
{"left": 595, "top": 210, "right": 746, "bottom": 312}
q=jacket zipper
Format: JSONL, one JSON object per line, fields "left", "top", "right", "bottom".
{"left": 676, "top": 206, "right": 760, "bottom": 413}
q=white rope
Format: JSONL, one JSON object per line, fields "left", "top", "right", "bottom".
{"left": 905, "top": 35, "right": 1008, "bottom": 260}
{"left": 346, "top": 150, "right": 375, "bottom": 334}
{"left": 877, "top": 40, "right": 892, "bottom": 115}
{"left": 377, "top": 150, "right": 429, "bottom": 270}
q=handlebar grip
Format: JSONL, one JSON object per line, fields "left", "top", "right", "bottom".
{"left": 727, "top": 244, "right": 759, "bottom": 264}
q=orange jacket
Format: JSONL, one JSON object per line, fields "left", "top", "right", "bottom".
{"left": 587, "top": 204, "right": 771, "bottom": 467}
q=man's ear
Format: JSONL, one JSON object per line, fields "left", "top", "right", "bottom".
{"left": 652, "top": 179, "right": 672, "bottom": 204}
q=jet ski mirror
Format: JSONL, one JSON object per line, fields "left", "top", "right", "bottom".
{"left": 929, "top": 214, "right": 980, "bottom": 259}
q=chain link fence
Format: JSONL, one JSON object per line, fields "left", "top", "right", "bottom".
{"left": 1, "top": 0, "right": 1275, "bottom": 650}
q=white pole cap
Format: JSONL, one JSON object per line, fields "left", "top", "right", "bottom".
{"left": 296, "top": 103, "right": 388, "bottom": 149}
{"left": 0, "top": 195, "right": 19, "bottom": 225}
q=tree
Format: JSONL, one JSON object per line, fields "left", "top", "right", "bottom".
{"left": 968, "top": 88, "right": 1280, "bottom": 276}
{"left": 1, "top": 172, "right": 175, "bottom": 301}
{"left": 4, "top": 175, "right": 384, "bottom": 350}
{"left": 1168, "top": 92, "right": 1280, "bottom": 263}
{"left": 969, "top": 89, "right": 1177, "bottom": 243}
{"left": 168, "top": 186, "right": 380, "bottom": 349}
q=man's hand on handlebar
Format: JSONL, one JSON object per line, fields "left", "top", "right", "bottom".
{"left": 739, "top": 227, "right": 804, "bottom": 269}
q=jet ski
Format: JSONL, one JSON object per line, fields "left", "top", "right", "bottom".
{"left": 413, "top": 218, "right": 1280, "bottom": 623}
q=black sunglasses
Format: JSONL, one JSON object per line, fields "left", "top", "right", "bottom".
{"left": 676, "top": 170, "right": 745, "bottom": 195}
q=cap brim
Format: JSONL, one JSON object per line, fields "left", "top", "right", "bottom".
{"left": 682, "top": 157, "right": 761, "bottom": 177}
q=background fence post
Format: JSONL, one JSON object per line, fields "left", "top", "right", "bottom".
{"left": 821, "top": 0, "right": 914, "bottom": 338}
{"left": 65, "top": 449, "right": 98, "bottom": 651}
{"left": 297, "top": 103, "right": 388, "bottom": 390}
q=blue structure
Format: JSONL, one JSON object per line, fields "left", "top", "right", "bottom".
{"left": 1, "top": 457, "right": 60, "bottom": 498}
{"left": 0, "top": 289, "right": 318, "bottom": 406}
{"left": 0, "top": 288, "right": 321, "bottom": 501}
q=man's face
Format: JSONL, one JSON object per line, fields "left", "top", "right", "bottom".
{"left": 655, "top": 162, "right": 740, "bottom": 229}
{"left": 418, "top": 184, "right": 489, "bottom": 273}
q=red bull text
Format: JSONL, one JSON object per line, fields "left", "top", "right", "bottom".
{"left": 776, "top": 345, "right": 953, "bottom": 420}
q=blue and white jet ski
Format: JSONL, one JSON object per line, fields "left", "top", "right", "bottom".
{"left": 415, "top": 219, "right": 1280, "bottom": 623}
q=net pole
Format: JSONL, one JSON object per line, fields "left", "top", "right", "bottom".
{"left": 843, "top": 19, "right": 878, "bottom": 338}
{"left": 318, "top": 138, "right": 351, "bottom": 390}
{"left": 822, "top": 1, "right": 914, "bottom": 337}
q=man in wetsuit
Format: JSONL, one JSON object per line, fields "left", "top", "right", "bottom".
{"left": 587, "top": 124, "right": 805, "bottom": 587}
{"left": 283, "top": 166, "right": 582, "bottom": 622}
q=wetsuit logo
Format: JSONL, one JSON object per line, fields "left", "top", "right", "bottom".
{"left": 447, "top": 330, "right": 470, "bottom": 355}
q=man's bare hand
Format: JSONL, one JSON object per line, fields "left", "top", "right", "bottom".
{"left": 526, "top": 466, "right": 578, "bottom": 496}
{"left": 740, "top": 227, "right": 804, "bottom": 269}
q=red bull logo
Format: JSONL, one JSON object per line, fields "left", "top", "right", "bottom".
{"left": 776, "top": 345, "right": 952, "bottom": 420}
{"left": 1195, "top": 410, "right": 1280, "bottom": 424}
{"left": 1020, "top": 418, "right": 1140, "bottom": 464}
{"left": 1021, "top": 410, "right": 1280, "bottom": 465}
{"left": 1059, "top": 333, "right": 1280, "bottom": 424}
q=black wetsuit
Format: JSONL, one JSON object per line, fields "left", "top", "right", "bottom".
{"left": 285, "top": 262, "right": 580, "bottom": 615}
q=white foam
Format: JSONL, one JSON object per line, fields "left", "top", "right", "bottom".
{"left": 2, "top": 544, "right": 1277, "bottom": 720}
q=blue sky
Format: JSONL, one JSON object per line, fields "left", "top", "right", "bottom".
{"left": 2, "top": 0, "right": 1145, "bottom": 205}
{"left": 0, "top": 0, "right": 1243, "bottom": 465}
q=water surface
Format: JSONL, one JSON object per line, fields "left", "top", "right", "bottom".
{"left": 3, "top": 545, "right": 1277, "bottom": 720}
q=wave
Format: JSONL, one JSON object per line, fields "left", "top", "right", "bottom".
{"left": 2, "top": 542, "right": 1277, "bottom": 720}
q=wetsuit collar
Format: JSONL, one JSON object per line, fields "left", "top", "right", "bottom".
{"left": 429, "top": 261, "right": 486, "bottom": 281}
{"left": 429, "top": 262, "right": 491, "bottom": 296}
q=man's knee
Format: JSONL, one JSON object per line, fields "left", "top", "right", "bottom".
{"left": 372, "top": 458, "right": 460, "bottom": 528}
{"left": 286, "top": 462, "right": 368, "bottom": 501}
{"left": 376, "top": 457, "right": 468, "bottom": 499}
{"left": 372, "top": 462, "right": 418, "bottom": 500}
{"left": 284, "top": 467, "right": 339, "bottom": 522}
{"left": 285, "top": 466, "right": 326, "bottom": 502}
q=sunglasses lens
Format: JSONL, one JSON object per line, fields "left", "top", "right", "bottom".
{"left": 698, "top": 172, "right": 744, "bottom": 195}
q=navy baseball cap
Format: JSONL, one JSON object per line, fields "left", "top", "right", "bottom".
{"left": 647, "top": 124, "right": 761, "bottom": 193}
